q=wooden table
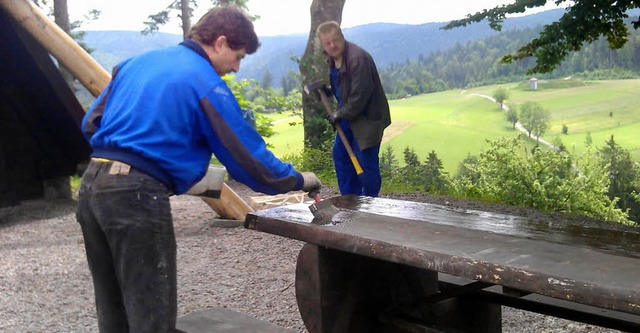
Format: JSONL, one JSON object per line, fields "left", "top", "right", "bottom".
{"left": 245, "top": 195, "right": 640, "bottom": 332}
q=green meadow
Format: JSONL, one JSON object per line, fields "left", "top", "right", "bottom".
{"left": 262, "top": 79, "right": 640, "bottom": 174}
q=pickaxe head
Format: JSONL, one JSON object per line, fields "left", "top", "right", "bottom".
{"left": 303, "top": 80, "right": 329, "bottom": 96}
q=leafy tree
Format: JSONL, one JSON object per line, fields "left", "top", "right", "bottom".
{"left": 455, "top": 154, "right": 479, "bottom": 181}
{"left": 443, "top": 0, "right": 640, "bottom": 74}
{"left": 493, "top": 86, "right": 509, "bottom": 109}
{"left": 518, "top": 101, "right": 550, "bottom": 141}
{"left": 505, "top": 104, "right": 518, "bottom": 129}
{"left": 551, "top": 136, "right": 566, "bottom": 152}
{"left": 223, "top": 76, "right": 274, "bottom": 141}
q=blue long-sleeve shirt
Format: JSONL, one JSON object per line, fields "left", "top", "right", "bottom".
{"left": 82, "top": 41, "right": 303, "bottom": 195}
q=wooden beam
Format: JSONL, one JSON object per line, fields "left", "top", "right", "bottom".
{"left": 0, "top": 0, "right": 109, "bottom": 96}
{"left": 201, "top": 184, "right": 254, "bottom": 220}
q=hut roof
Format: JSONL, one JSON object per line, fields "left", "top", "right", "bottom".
{"left": 0, "top": 7, "right": 91, "bottom": 206}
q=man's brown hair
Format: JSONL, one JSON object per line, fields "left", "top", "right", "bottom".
{"left": 188, "top": 5, "right": 260, "bottom": 54}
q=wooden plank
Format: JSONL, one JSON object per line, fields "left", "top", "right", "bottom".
{"left": 200, "top": 183, "right": 254, "bottom": 220}
{"left": 249, "top": 193, "right": 307, "bottom": 211}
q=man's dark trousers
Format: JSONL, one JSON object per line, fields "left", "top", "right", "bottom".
{"left": 76, "top": 160, "right": 177, "bottom": 333}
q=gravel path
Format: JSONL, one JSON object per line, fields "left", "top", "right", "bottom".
{"left": 0, "top": 182, "right": 623, "bottom": 332}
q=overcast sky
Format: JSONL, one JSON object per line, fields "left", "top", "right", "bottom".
{"left": 66, "top": 0, "right": 563, "bottom": 36}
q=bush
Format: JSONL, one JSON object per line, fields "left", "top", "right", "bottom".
{"left": 281, "top": 141, "right": 336, "bottom": 186}
{"left": 451, "top": 137, "right": 630, "bottom": 224}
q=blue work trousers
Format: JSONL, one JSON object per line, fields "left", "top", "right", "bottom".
{"left": 76, "top": 160, "right": 177, "bottom": 333}
{"left": 333, "top": 124, "right": 382, "bottom": 197}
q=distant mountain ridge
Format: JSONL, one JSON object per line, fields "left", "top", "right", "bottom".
{"left": 84, "top": 9, "right": 566, "bottom": 86}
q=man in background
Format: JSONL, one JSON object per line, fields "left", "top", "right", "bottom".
{"left": 76, "top": 6, "right": 321, "bottom": 332}
{"left": 317, "top": 20, "right": 391, "bottom": 197}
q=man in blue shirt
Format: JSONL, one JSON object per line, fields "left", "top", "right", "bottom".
{"left": 76, "top": 6, "right": 321, "bottom": 332}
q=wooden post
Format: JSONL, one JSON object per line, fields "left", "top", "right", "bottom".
{"left": 0, "top": 0, "right": 253, "bottom": 220}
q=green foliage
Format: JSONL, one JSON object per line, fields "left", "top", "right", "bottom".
{"left": 403, "top": 147, "right": 420, "bottom": 167}
{"left": 383, "top": 147, "right": 450, "bottom": 194}
{"left": 451, "top": 137, "right": 630, "bottom": 224}
{"left": 261, "top": 70, "right": 274, "bottom": 89}
{"left": 280, "top": 141, "right": 336, "bottom": 185}
{"left": 379, "top": 145, "right": 399, "bottom": 179}
{"left": 223, "top": 76, "right": 275, "bottom": 141}
{"left": 493, "top": 86, "right": 509, "bottom": 107}
{"left": 518, "top": 101, "right": 550, "bottom": 140}
{"left": 585, "top": 131, "right": 593, "bottom": 147}
{"left": 551, "top": 136, "right": 567, "bottom": 152}
{"left": 505, "top": 105, "right": 518, "bottom": 129}
{"left": 280, "top": 70, "right": 301, "bottom": 97}
{"left": 562, "top": 124, "right": 568, "bottom": 135}
{"left": 598, "top": 136, "right": 640, "bottom": 222}
{"left": 424, "top": 150, "right": 450, "bottom": 193}
{"left": 443, "top": 0, "right": 640, "bottom": 74}
{"left": 455, "top": 154, "right": 479, "bottom": 182}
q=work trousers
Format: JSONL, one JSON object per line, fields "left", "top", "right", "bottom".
{"left": 332, "top": 124, "right": 382, "bottom": 197}
{"left": 76, "top": 160, "right": 177, "bottom": 333}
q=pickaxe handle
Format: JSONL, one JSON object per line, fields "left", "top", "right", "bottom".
{"left": 317, "top": 90, "right": 364, "bottom": 175}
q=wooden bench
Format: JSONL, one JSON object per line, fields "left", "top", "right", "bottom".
{"left": 177, "top": 307, "right": 295, "bottom": 333}
{"left": 245, "top": 195, "right": 640, "bottom": 332}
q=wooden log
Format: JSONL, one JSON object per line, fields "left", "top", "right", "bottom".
{"left": 0, "top": 0, "right": 253, "bottom": 220}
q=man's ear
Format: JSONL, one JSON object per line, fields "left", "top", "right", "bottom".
{"left": 213, "top": 36, "right": 227, "bottom": 52}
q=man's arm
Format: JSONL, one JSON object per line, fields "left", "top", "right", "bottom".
{"left": 336, "top": 54, "right": 375, "bottom": 120}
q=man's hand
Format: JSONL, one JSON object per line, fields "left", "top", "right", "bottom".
{"left": 326, "top": 112, "right": 338, "bottom": 125}
{"left": 301, "top": 172, "right": 322, "bottom": 198}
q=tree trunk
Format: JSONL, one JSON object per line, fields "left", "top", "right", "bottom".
{"left": 53, "top": 0, "right": 74, "bottom": 90}
{"left": 300, "top": 0, "right": 346, "bottom": 149}
{"left": 180, "top": 0, "right": 192, "bottom": 39}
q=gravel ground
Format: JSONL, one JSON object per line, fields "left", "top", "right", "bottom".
{"left": 0, "top": 180, "right": 623, "bottom": 333}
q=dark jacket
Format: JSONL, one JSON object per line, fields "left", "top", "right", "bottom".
{"left": 330, "top": 41, "right": 391, "bottom": 150}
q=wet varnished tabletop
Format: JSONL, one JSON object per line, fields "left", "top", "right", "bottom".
{"left": 245, "top": 195, "right": 640, "bottom": 316}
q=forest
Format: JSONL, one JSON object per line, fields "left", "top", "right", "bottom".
{"left": 379, "top": 23, "right": 640, "bottom": 99}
